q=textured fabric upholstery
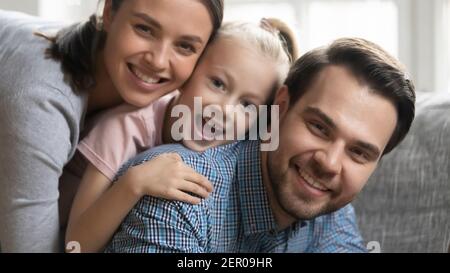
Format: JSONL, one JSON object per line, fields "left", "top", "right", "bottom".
{"left": 353, "top": 92, "right": 450, "bottom": 253}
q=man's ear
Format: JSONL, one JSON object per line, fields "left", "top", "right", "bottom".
{"left": 102, "top": 0, "right": 114, "bottom": 33}
{"left": 273, "top": 85, "right": 290, "bottom": 118}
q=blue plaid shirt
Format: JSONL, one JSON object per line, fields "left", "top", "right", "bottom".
{"left": 105, "top": 141, "right": 367, "bottom": 253}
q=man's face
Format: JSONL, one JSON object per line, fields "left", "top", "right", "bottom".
{"left": 267, "top": 65, "right": 398, "bottom": 220}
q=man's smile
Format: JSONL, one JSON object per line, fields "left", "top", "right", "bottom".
{"left": 295, "top": 163, "right": 331, "bottom": 197}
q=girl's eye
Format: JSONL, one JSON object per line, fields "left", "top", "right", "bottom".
{"left": 210, "top": 78, "right": 226, "bottom": 91}
{"left": 177, "top": 42, "right": 196, "bottom": 55}
{"left": 240, "top": 100, "right": 256, "bottom": 108}
{"left": 134, "top": 24, "right": 153, "bottom": 36}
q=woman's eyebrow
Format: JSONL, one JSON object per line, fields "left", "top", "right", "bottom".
{"left": 179, "top": 35, "right": 204, "bottom": 45}
{"left": 132, "top": 12, "right": 205, "bottom": 45}
{"left": 132, "top": 12, "right": 161, "bottom": 29}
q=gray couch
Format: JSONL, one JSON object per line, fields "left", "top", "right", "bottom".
{"left": 353, "top": 91, "right": 450, "bottom": 253}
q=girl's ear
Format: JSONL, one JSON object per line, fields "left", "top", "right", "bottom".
{"left": 102, "top": 0, "right": 114, "bottom": 33}
{"left": 273, "top": 85, "right": 290, "bottom": 118}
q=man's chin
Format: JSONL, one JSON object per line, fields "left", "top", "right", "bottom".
{"left": 281, "top": 199, "right": 335, "bottom": 220}
{"left": 291, "top": 208, "right": 325, "bottom": 220}
{"left": 299, "top": 204, "right": 344, "bottom": 220}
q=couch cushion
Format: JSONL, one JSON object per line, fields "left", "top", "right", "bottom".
{"left": 353, "top": 92, "right": 450, "bottom": 253}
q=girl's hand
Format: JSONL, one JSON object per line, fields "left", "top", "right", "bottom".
{"left": 122, "top": 153, "right": 213, "bottom": 204}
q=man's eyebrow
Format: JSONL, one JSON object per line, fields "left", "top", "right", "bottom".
{"left": 132, "top": 12, "right": 205, "bottom": 44}
{"left": 304, "top": 107, "right": 337, "bottom": 130}
{"left": 355, "top": 141, "right": 381, "bottom": 159}
{"left": 304, "top": 107, "right": 382, "bottom": 158}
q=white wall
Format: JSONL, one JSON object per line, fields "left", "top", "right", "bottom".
{"left": 226, "top": 0, "right": 450, "bottom": 93}
{"left": 0, "top": 0, "right": 39, "bottom": 15}
{"left": 0, "top": 0, "right": 97, "bottom": 22}
{"left": 400, "top": 0, "right": 449, "bottom": 93}
{"left": 1, "top": 0, "right": 448, "bottom": 92}
{"left": 39, "top": 0, "right": 97, "bottom": 23}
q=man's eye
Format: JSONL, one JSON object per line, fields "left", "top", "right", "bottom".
{"left": 349, "top": 148, "right": 369, "bottom": 163}
{"left": 308, "top": 121, "right": 328, "bottom": 137}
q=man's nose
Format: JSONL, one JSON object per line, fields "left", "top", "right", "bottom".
{"left": 313, "top": 142, "right": 344, "bottom": 177}
{"left": 144, "top": 42, "right": 170, "bottom": 72}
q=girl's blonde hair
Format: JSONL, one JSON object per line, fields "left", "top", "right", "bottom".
{"left": 215, "top": 18, "right": 299, "bottom": 89}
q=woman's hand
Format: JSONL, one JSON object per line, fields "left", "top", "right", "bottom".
{"left": 122, "top": 153, "right": 213, "bottom": 204}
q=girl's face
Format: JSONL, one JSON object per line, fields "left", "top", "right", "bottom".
{"left": 173, "top": 37, "right": 279, "bottom": 152}
{"left": 102, "top": 0, "right": 213, "bottom": 107}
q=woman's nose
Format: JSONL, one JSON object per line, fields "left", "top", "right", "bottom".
{"left": 144, "top": 42, "right": 170, "bottom": 72}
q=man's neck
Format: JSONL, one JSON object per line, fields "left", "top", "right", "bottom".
{"left": 260, "top": 150, "right": 296, "bottom": 231}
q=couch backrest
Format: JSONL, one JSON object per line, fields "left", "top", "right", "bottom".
{"left": 353, "top": 92, "right": 450, "bottom": 253}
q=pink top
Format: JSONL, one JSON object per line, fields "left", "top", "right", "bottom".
{"left": 78, "top": 92, "right": 178, "bottom": 181}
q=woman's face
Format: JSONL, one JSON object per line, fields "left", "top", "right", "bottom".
{"left": 102, "top": 0, "right": 213, "bottom": 107}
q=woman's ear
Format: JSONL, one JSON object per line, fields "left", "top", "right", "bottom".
{"left": 273, "top": 85, "right": 290, "bottom": 118}
{"left": 102, "top": 0, "right": 114, "bottom": 33}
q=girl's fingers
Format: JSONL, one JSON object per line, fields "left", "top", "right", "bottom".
{"left": 169, "top": 159, "right": 213, "bottom": 192}
{"left": 177, "top": 180, "right": 210, "bottom": 199}
{"left": 182, "top": 170, "right": 213, "bottom": 193}
{"left": 165, "top": 153, "right": 182, "bottom": 162}
{"left": 171, "top": 190, "right": 202, "bottom": 205}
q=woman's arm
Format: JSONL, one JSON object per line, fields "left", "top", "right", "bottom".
{"left": 65, "top": 163, "right": 140, "bottom": 253}
{"left": 0, "top": 89, "right": 77, "bottom": 253}
{"left": 65, "top": 154, "right": 212, "bottom": 253}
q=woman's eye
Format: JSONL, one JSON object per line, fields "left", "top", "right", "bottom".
{"left": 134, "top": 24, "right": 153, "bottom": 36}
{"left": 178, "top": 42, "right": 196, "bottom": 54}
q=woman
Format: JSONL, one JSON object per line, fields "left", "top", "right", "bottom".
{"left": 0, "top": 0, "right": 223, "bottom": 253}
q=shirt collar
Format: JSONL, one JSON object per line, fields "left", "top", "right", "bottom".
{"left": 237, "top": 141, "right": 278, "bottom": 236}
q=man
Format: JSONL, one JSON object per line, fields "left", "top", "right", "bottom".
{"left": 105, "top": 38, "right": 415, "bottom": 253}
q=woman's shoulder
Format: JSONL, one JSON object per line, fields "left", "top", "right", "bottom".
{"left": 0, "top": 10, "right": 63, "bottom": 54}
{"left": 0, "top": 10, "right": 64, "bottom": 36}
{"left": 0, "top": 11, "right": 84, "bottom": 108}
